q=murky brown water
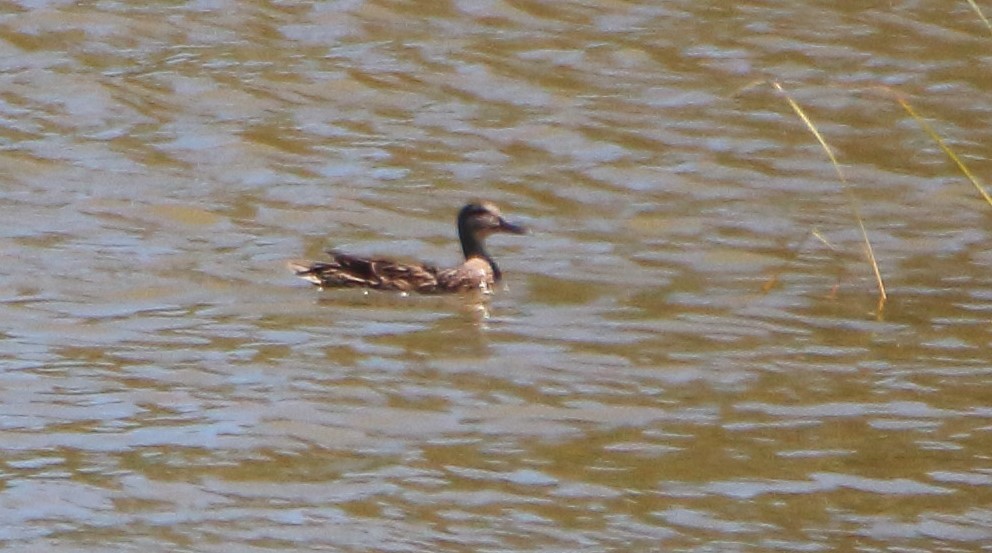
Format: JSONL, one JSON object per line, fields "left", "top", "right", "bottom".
{"left": 2, "top": 1, "right": 992, "bottom": 551}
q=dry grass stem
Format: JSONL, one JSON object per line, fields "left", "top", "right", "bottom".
{"left": 893, "top": 94, "right": 992, "bottom": 208}
{"left": 772, "top": 81, "right": 887, "bottom": 308}
{"left": 811, "top": 228, "right": 837, "bottom": 250}
{"left": 965, "top": 0, "right": 992, "bottom": 37}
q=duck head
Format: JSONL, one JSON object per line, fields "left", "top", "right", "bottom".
{"left": 457, "top": 202, "right": 527, "bottom": 260}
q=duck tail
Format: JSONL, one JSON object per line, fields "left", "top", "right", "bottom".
{"left": 287, "top": 260, "right": 315, "bottom": 274}
{"left": 287, "top": 260, "right": 325, "bottom": 285}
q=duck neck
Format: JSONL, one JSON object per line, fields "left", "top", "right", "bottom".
{"left": 459, "top": 226, "right": 501, "bottom": 282}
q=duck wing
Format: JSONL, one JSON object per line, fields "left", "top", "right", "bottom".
{"left": 290, "top": 251, "right": 441, "bottom": 293}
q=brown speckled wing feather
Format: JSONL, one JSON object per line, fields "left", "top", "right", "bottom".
{"left": 369, "top": 258, "right": 441, "bottom": 292}
{"left": 291, "top": 252, "right": 440, "bottom": 292}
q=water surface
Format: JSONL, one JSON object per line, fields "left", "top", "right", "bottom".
{"left": 2, "top": 1, "right": 991, "bottom": 551}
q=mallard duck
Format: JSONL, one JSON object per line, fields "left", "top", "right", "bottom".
{"left": 288, "top": 202, "right": 526, "bottom": 294}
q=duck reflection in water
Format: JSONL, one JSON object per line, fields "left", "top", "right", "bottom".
{"left": 289, "top": 202, "right": 527, "bottom": 295}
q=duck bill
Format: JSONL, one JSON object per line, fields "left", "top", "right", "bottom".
{"left": 498, "top": 218, "right": 528, "bottom": 235}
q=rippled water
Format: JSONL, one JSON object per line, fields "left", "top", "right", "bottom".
{"left": 2, "top": 1, "right": 992, "bottom": 551}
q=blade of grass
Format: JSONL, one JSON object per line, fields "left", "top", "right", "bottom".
{"left": 811, "top": 228, "right": 837, "bottom": 250}
{"left": 894, "top": 94, "right": 992, "bottom": 208}
{"left": 772, "top": 81, "right": 887, "bottom": 308}
{"left": 965, "top": 0, "right": 992, "bottom": 38}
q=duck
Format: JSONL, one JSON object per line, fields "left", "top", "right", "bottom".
{"left": 288, "top": 202, "right": 526, "bottom": 294}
